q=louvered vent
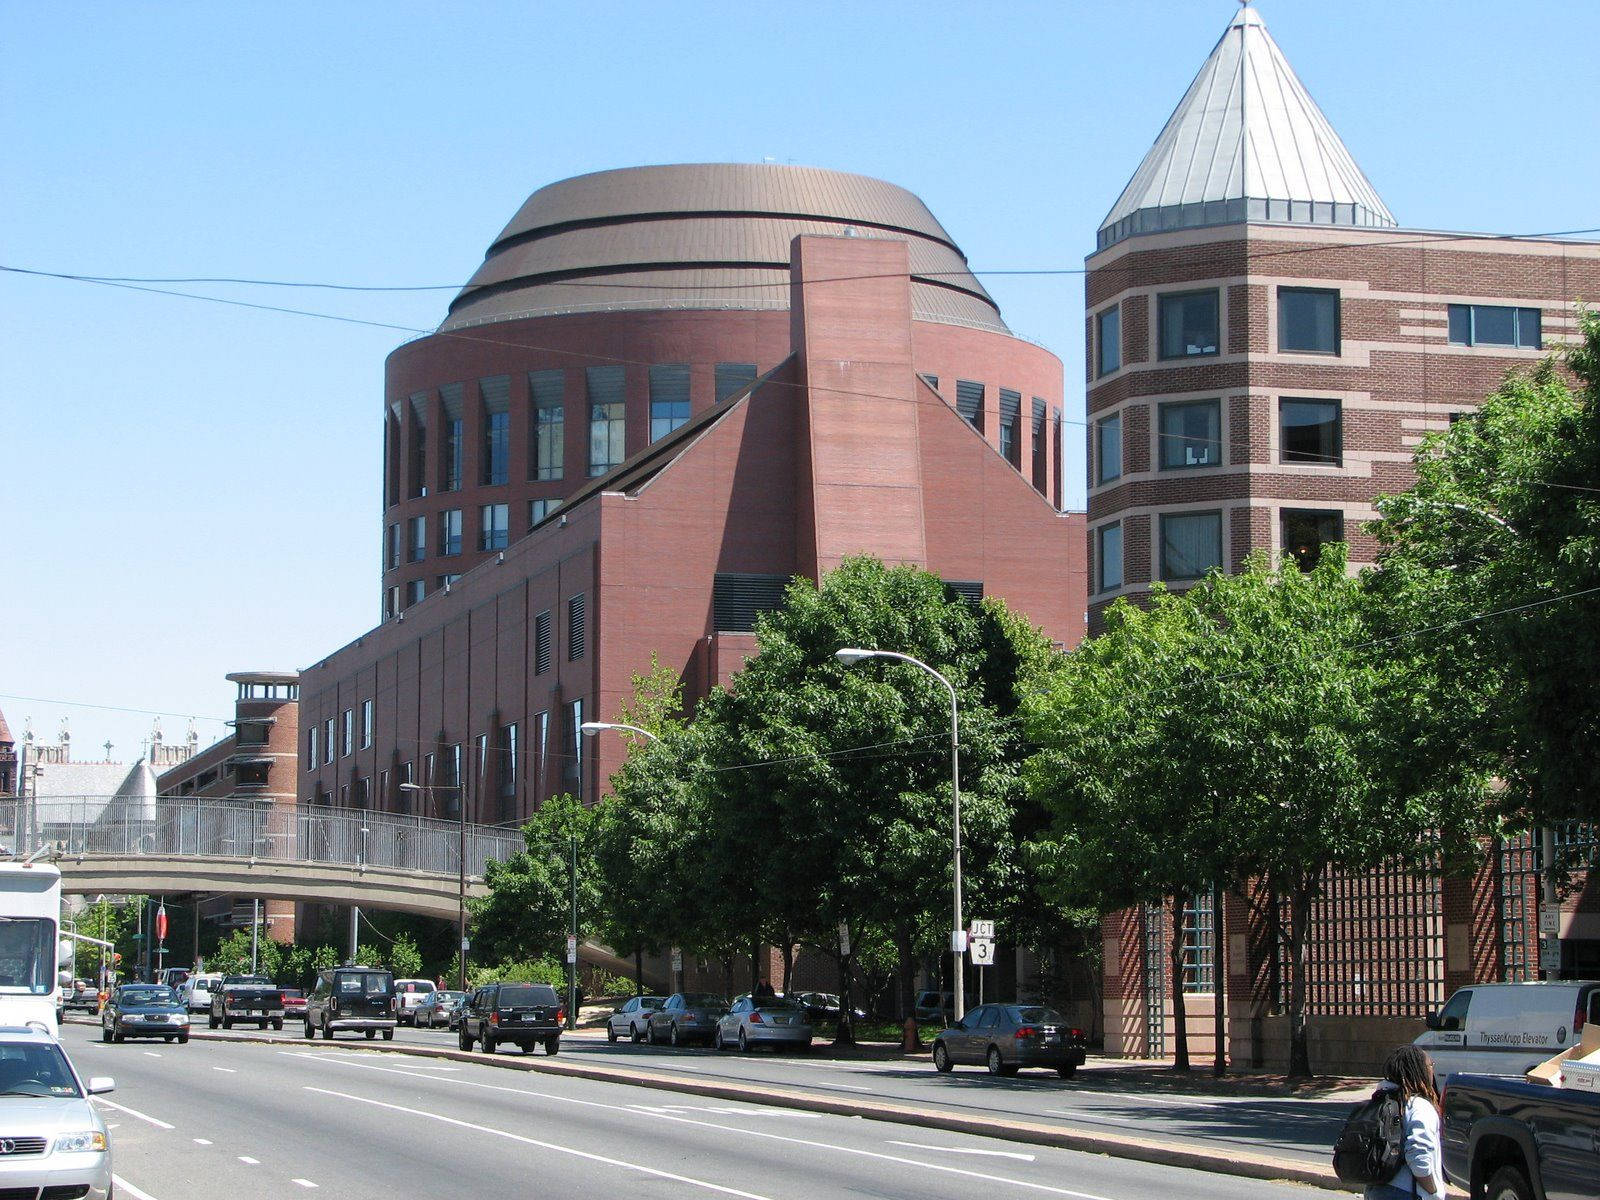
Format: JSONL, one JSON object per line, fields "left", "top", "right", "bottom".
{"left": 943, "top": 580, "right": 983, "bottom": 607}
{"left": 956, "top": 380, "right": 984, "bottom": 428}
{"left": 714, "top": 573, "right": 791, "bottom": 632}
{"left": 534, "top": 610, "right": 552, "bottom": 674}
{"left": 567, "top": 593, "right": 586, "bottom": 661}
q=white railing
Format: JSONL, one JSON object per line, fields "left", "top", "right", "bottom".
{"left": 0, "top": 797, "right": 522, "bottom": 879}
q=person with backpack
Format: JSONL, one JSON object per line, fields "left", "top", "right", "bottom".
{"left": 1334, "top": 1045, "right": 1450, "bottom": 1198}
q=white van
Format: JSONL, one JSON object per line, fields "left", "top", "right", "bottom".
{"left": 1415, "top": 980, "right": 1600, "bottom": 1082}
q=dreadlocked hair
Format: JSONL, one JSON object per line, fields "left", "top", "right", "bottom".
{"left": 1381, "top": 1044, "right": 1442, "bottom": 1116}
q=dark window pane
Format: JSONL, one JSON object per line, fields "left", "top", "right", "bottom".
{"left": 1280, "top": 399, "right": 1341, "bottom": 465}
{"left": 1473, "top": 305, "right": 1516, "bottom": 346}
{"left": 715, "top": 363, "right": 758, "bottom": 403}
{"left": 1517, "top": 308, "right": 1542, "bottom": 349}
{"left": 956, "top": 380, "right": 984, "bottom": 428}
{"left": 1159, "top": 400, "right": 1221, "bottom": 469}
{"left": 1096, "top": 416, "right": 1122, "bottom": 484}
{"left": 649, "top": 363, "right": 691, "bottom": 442}
{"left": 1160, "top": 512, "right": 1222, "bottom": 580}
{"left": 1281, "top": 509, "right": 1344, "bottom": 571}
{"left": 1159, "top": 291, "right": 1219, "bottom": 359}
{"left": 1098, "top": 524, "right": 1123, "bottom": 592}
{"left": 1097, "top": 306, "right": 1121, "bottom": 375}
{"left": 587, "top": 366, "right": 626, "bottom": 476}
{"left": 1278, "top": 289, "right": 1339, "bottom": 354}
{"left": 1447, "top": 305, "right": 1472, "bottom": 345}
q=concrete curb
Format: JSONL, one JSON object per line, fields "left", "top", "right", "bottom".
{"left": 128, "top": 1023, "right": 1352, "bottom": 1193}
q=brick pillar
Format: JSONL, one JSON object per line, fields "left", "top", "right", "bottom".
{"left": 1101, "top": 906, "right": 1143, "bottom": 1057}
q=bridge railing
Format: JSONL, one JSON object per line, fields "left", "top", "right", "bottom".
{"left": 0, "top": 797, "right": 523, "bottom": 879}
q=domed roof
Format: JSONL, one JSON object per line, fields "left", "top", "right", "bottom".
{"left": 440, "top": 163, "right": 1009, "bottom": 335}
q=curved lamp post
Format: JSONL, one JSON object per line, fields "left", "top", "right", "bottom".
{"left": 578, "top": 721, "right": 659, "bottom": 743}
{"left": 835, "top": 647, "right": 965, "bottom": 1021}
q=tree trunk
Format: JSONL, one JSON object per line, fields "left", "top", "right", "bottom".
{"left": 1170, "top": 893, "right": 1191, "bottom": 1072}
{"left": 1287, "top": 880, "right": 1314, "bottom": 1079}
{"left": 833, "top": 949, "right": 856, "bottom": 1046}
{"left": 634, "top": 946, "right": 643, "bottom": 998}
{"left": 1212, "top": 881, "right": 1227, "bottom": 1077}
{"left": 780, "top": 937, "right": 796, "bottom": 995}
{"left": 749, "top": 934, "right": 761, "bottom": 994}
{"left": 895, "top": 930, "right": 916, "bottom": 1023}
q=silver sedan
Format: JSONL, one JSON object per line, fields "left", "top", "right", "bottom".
{"left": 0, "top": 1028, "right": 115, "bottom": 1199}
{"left": 607, "top": 994, "right": 665, "bottom": 1043}
{"left": 714, "top": 997, "right": 813, "bottom": 1052}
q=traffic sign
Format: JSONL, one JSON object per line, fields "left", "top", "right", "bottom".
{"left": 950, "top": 929, "right": 969, "bottom": 954}
{"left": 566, "top": 935, "right": 578, "bottom": 965}
{"left": 1538, "top": 909, "right": 1560, "bottom": 936}
{"left": 970, "top": 939, "right": 995, "bottom": 966}
{"left": 837, "top": 921, "right": 851, "bottom": 957}
{"left": 671, "top": 948, "right": 683, "bottom": 971}
{"left": 969, "top": 919, "right": 995, "bottom": 940}
{"left": 1540, "top": 937, "right": 1562, "bottom": 972}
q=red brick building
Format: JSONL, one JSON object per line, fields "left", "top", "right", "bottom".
{"left": 1086, "top": 6, "right": 1600, "bottom": 1068}
{"left": 299, "top": 165, "right": 1084, "bottom": 831}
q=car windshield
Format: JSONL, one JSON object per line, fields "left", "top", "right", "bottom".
{"left": 120, "top": 987, "right": 175, "bottom": 1005}
{"left": 640, "top": 997, "right": 664, "bottom": 1009}
{"left": 0, "top": 918, "right": 55, "bottom": 995}
{"left": 0, "top": 1043, "right": 81, "bottom": 1099}
{"left": 1013, "top": 1007, "right": 1067, "bottom": 1025}
{"left": 398, "top": 982, "right": 433, "bottom": 994}
{"left": 337, "top": 973, "right": 392, "bottom": 995}
{"left": 498, "top": 986, "right": 555, "bottom": 1006}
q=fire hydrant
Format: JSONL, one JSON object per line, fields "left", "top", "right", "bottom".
{"left": 901, "top": 1016, "right": 921, "bottom": 1053}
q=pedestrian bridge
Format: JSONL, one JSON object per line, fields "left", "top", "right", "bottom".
{"left": 5, "top": 796, "right": 524, "bottom": 922}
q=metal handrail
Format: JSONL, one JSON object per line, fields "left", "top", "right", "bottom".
{"left": 0, "top": 796, "right": 522, "bottom": 880}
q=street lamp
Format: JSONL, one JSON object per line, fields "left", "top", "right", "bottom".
{"left": 578, "top": 721, "right": 658, "bottom": 743}
{"left": 400, "top": 780, "right": 468, "bottom": 991}
{"left": 836, "top": 646, "right": 966, "bottom": 1021}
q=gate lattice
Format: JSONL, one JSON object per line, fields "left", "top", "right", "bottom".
{"left": 1142, "top": 902, "right": 1165, "bottom": 1057}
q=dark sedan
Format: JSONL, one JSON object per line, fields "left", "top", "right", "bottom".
{"left": 932, "top": 1004, "right": 1085, "bottom": 1077}
{"left": 101, "top": 983, "right": 191, "bottom": 1044}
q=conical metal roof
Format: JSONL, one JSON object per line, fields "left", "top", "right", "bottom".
{"left": 1098, "top": 4, "right": 1394, "bottom": 250}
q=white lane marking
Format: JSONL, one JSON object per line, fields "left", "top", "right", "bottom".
{"left": 212, "top": 1067, "right": 236, "bottom": 1074}
{"left": 304, "top": 1086, "right": 777, "bottom": 1200}
{"left": 113, "top": 1174, "right": 162, "bottom": 1200}
{"left": 626, "top": 1103, "right": 820, "bottom": 1119}
{"left": 144, "top": 1051, "right": 163, "bottom": 1058}
{"left": 192, "top": 1138, "right": 212, "bottom": 1146}
{"left": 293, "top": 1180, "right": 319, "bottom": 1189}
{"left": 888, "top": 1141, "right": 1037, "bottom": 1162}
{"left": 239, "top": 1156, "right": 260, "bottom": 1165}
{"left": 93, "top": 1097, "right": 174, "bottom": 1130}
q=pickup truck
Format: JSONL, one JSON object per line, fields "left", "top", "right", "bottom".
{"left": 1441, "top": 1072, "right": 1600, "bottom": 1199}
{"left": 209, "top": 974, "right": 285, "bottom": 1030}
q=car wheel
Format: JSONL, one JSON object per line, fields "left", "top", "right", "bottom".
{"left": 383, "top": 1029, "right": 394, "bottom": 1040}
{"left": 483, "top": 1032, "right": 496, "bottom": 1055}
{"left": 304, "top": 1020, "right": 315, "bottom": 1040}
{"left": 1485, "top": 1166, "right": 1534, "bottom": 1200}
{"left": 1056, "top": 1063, "right": 1077, "bottom": 1079}
{"left": 645, "top": 1022, "right": 657, "bottom": 1046}
{"left": 670, "top": 1023, "right": 681, "bottom": 1047}
{"left": 738, "top": 1029, "right": 750, "bottom": 1053}
{"left": 986, "top": 1046, "right": 1005, "bottom": 1076}
{"left": 112, "top": 1027, "right": 124, "bottom": 1044}
{"left": 459, "top": 1028, "right": 473, "bottom": 1052}
{"left": 101, "top": 1025, "right": 112, "bottom": 1044}
{"left": 272, "top": 1019, "right": 283, "bottom": 1031}
{"left": 933, "top": 1042, "right": 952, "bottom": 1073}
{"left": 607, "top": 1023, "right": 618, "bottom": 1043}
{"left": 208, "top": 1011, "right": 218, "bottom": 1029}
{"left": 546, "top": 1037, "right": 560, "bottom": 1055}
{"left": 713, "top": 1030, "right": 724, "bottom": 1051}
{"left": 321, "top": 1016, "right": 334, "bottom": 1040}
{"left": 365, "top": 1029, "right": 376, "bottom": 1040}
{"left": 222, "top": 1015, "right": 233, "bottom": 1030}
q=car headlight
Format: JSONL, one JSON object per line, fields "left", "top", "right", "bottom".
{"left": 175, "top": 1014, "right": 189, "bottom": 1024}
{"left": 55, "top": 1131, "right": 107, "bottom": 1154}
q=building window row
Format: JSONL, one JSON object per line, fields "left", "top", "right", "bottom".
{"left": 1094, "top": 396, "right": 1344, "bottom": 483}
{"left": 1093, "top": 507, "right": 1347, "bottom": 596}
{"left": 1448, "top": 303, "right": 1541, "bottom": 349}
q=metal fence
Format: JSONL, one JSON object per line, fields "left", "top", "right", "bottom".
{"left": 0, "top": 796, "right": 523, "bottom": 880}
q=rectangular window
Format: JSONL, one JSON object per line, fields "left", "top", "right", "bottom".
{"left": 407, "top": 515, "right": 426, "bottom": 563}
{"left": 1095, "top": 414, "right": 1122, "bottom": 484}
{"left": 1182, "top": 894, "right": 1215, "bottom": 993}
{"left": 528, "top": 498, "right": 561, "bottom": 529}
{"left": 1278, "top": 288, "right": 1340, "bottom": 354}
{"left": 385, "top": 586, "right": 400, "bottom": 620}
{"left": 439, "top": 383, "right": 464, "bottom": 493}
{"left": 378, "top": 769, "right": 388, "bottom": 808}
{"left": 530, "top": 369, "right": 565, "bottom": 481}
{"left": 306, "top": 726, "right": 318, "bottom": 770}
{"left": 407, "top": 393, "right": 428, "bottom": 500}
{"left": 1160, "top": 511, "right": 1223, "bottom": 581}
{"left": 587, "top": 365, "right": 626, "bottom": 476}
{"left": 444, "top": 744, "right": 462, "bottom": 816}
{"left": 1097, "top": 523, "right": 1123, "bottom": 593}
{"left": 436, "top": 573, "right": 460, "bottom": 589}
{"left": 649, "top": 363, "right": 691, "bottom": 442}
{"left": 424, "top": 752, "right": 435, "bottom": 791}
{"left": 323, "top": 717, "right": 335, "bottom": 765}
{"left": 360, "top": 699, "right": 373, "bottom": 749}
{"left": 1447, "top": 304, "right": 1541, "bottom": 349}
{"left": 567, "top": 698, "right": 584, "bottom": 800}
{"left": 340, "top": 709, "right": 353, "bottom": 757}
{"left": 479, "top": 503, "right": 509, "bottom": 551}
{"left": 481, "top": 376, "right": 510, "bottom": 486}
{"left": 439, "top": 509, "right": 462, "bottom": 557}
{"left": 352, "top": 776, "right": 370, "bottom": 809}
{"left": 1159, "top": 289, "right": 1220, "bottom": 359}
{"left": 534, "top": 609, "right": 552, "bottom": 675}
{"left": 955, "top": 380, "right": 984, "bottom": 429}
{"left": 715, "top": 362, "right": 758, "bottom": 403}
{"left": 1032, "top": 398, "right": 1048, "bottom": 488}
{"left": 397, "top": 761, "right": 413, "bottom": 810}
{"left": 406, "top": 579, "right": 425, "bottom": 606}
{"left": 500, "top": 722, "right": 518, "bottom": 800}
{"left": 999, "top": 390, "right": 1021, "bottom": 464}
{"left": 1159, "top": 400, "right": 1221, "bottom": 469}
{"left": 1280, "top": 398, "right": 1342, "bottom": 466}
{"left": 1281, "top": 509, "right": 1344, "bottom": 572}
{"left": 475, "top": 734, "right": 489, "bottom": 805}
{"left": 1096, "top": 305, "right": 1121, "bottom": 376}
{"left": 386, "top": 523, "right": 401, "bottom": 570}
{"left": 568, "top": 593, "right": 586, "bottom": 661}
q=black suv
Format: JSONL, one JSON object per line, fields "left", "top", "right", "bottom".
{"left": 458, "top": 982, "right": 563, "bottom": 1055}
{"left": 304, "top": 966, "right": 397, "bottom": 1041}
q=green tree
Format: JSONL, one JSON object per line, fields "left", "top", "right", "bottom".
{"left": 470, "top": 794, "right": 599, "bottom": 967}
{"left": 1370, "top": 313, "right": 1600, "bottom": 829}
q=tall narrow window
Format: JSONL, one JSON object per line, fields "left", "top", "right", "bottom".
{"left": 1181, "top": 894, "right": 1215, "bottom": 992}
{"left": 534, "top": 711, "right": 549, "bottom": 802}
{"left": 340, "top": 710, "right": 354, "bottom": 757}
{"left": 406, "top": 579, "right": 425, "bottom": 606}
{"left": 534, "top": 610, "right": 552, "bottom": 675}
{"left": 1032, "top": 398, "right": 1049, "bottom": 490}
{"left": 500, "top": 722, "right": 518, "bottom": 800}
{"left": 1159, "top": 289, "right": 1220, "bottom": 359}
{"left": 1160, "top": 511, "right": 1223, "bottom": 581}
{"left": 479, "top": 503, "right": 509, "bottom": 551}
{"left": 715, "top": 362, "right": 758, "bottom": 402}
{"left": 567, "top": 699, "right": 584, "bottom": 800}
{"left": 587, "top": 365, "right": 626, "bottom": 476}
{"left": 999, "top": 390, "right": 1021, "bottom": 465}
{"left": 1097, "top": 523, "right": 1123, "bottom": 593}
{"left": 407, "top": 393, "right": 428, "bottom": 499}
{"left": 360, "top": 699, "right": 373, "bottom": 749}
{"left": 1095, "top": 414, "right": 1122, "bottom": 484}
{"left": 1281, "top": 509, "right": 1344, "bottom": 571}
{"left": 480, "top": 376, "right": 510, "bottom": 486}
{"left": 384, "top": 586, "right": 400, "bottom": 620}
{"left": 1278, "top": 288, "right": 1340, "bottom": 354}
{"left": 1159, "top": 400, "right": 1221, "bottom": 469}
{"left": 385, "top": 402, "right": 401, "bottom": 508}
{"left": 649, "top": 363, "right": 691, "bottom": 442}
{"left": 567, "top": 593, "right": 586, "bottom": 661}
{"left": 323, "top": 718, "right": 335, "bottom": 766}
{"left": 397, "top": 760, "right": 413, "bottom": 810}
{"left": 1096, "top": 305, "right": 1121, "bottom": 376}
{"left": 407, "top": 516, "right": 426, "bottom": 563}
{"left": 306, "top": 726, "right": 318, "bottom": 770}
{"left": 1280, "top": 399, "right": 1342, "bottom": 466}
{"left": 955, "top": 380, "right": 984, "bottom": 429}
{"left": 386, "top": 523, "right": 401, "bottom": 570}
{"left": 439, "top": 383, "right": 464, "bottom": 493}
{"left": 438, "top": 509, "right": 462, "bottom": 556}
{"left": 530, "top": 369, "right": 564, "bottom": 481}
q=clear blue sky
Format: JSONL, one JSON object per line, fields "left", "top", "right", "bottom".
{"left": 4, "top": 1, "right": 1597, "bottom": 764}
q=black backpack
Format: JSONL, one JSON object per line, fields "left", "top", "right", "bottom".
{"left": 1331, "top": 1088, "right": 1407, "bottom": 1185}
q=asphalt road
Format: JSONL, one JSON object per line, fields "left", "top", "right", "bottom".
{"left": 61, "top": 1022, "right": 1351, "bottom": 1200}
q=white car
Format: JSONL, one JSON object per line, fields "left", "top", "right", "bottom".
{"left": 607, "top": 995, "right": 665, "bottom": 1042}
{"left": 0, "top": 1027, "right": 115, "bottom": 1199}
{"left": 394, "top": 979, "right": 436, "bottom": 1026}
{"left": 180, "top": 973, "right": 222, "bottom": 1014}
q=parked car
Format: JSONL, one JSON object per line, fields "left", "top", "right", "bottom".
{"left": 62, "top": 978, "right": 99, "bottom": 1013}
{"left": 304, "top": 966, "right": 397, "bottom": 1040}
{"left": 1442, "top": 1071, "right": 1600, "bottom": 1199}
{"left": 913, "top": 990, "right": 955, "bottom": 1025}
{"left": 394, "top": 978, "right": 437, "bottom": 1026}
{"left": 715, "top": 997, "right": 812, "bottom": 1053}
{"left": 101, "top": 983, "right": 190, "bottom": 1044}
{"left": 790, "top": 991, "right": 867, "bottom": 1025}
{"left": 607, "top": 995, "right": 665, "bottom": 1043}
{"left": 417, "top": 989, "right": 467, "bottom": 1029}
{"left": 1416, "top": 981, "right": 1600, "bottom": 1085}
{"left": 279, "top": 987, "right": 308, "bottom": 1020}
{"left": 932, "top": 1003, "right": 1086, "bottom": 1078}
{"left": 181, "top": 972, "right": 222, "bottom": 1015}
{"left": 646, "top": 993, "right": 729, "bottom": 1046}
{"left": 0, "top": 1027, "right": 114, "bottom": 1199}
{"left": 210, "top": 974, "right": 285, "bottom": 1030}
{"left": 458, "top": 982, "right": 563, "bottom": 1055}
